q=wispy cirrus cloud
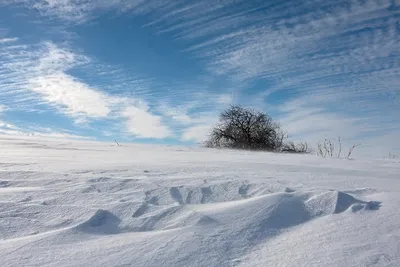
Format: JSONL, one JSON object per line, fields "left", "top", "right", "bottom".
{"left": 0, "top": 105, "right": 7, "bottom": 113}
{"left": 0, "top": 102, "right": 88, "bottom": 139}
{"left": 139, "top": 0, "right": 399, "bottom": 151}
{"left": 0, "top": 40, "right": 173, "bottom": 139}
{"left": 0, "top": 37, "right": 18, "bottom": 43}
{"left": 1, "top": 0, "right": 399, "bottom": 155}
{"left": 30, "top": 73, "right": 111, "bottom": 118}
{"left": 0, "top": 126, "right": 94, "bottom": 140}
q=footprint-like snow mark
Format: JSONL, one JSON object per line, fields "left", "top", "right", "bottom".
{"left": 146, "top": 195, "right": 159, "bottom": 205}
{"left": 0, "top": 180, "right": 10, "bottom": 187}
{"left": 132, "top": 203, "right": 149, "bottom": 218}
{"left": 164, "top": 182, "right": 261, "bottom": 205}
{"left": 131, "top": 192, "right": 160, "bottom": 218}
{"left": 169, "top": 187, "right": 184, "bottom": 204}
{"left": 349, "top": 200, "right": 381, "bottom": 212}
{"left": 167, "top": 186, "right": 215, "bottom": 205}
{"left": 238, "top": 184, "right": 251, "bottom": 197}
{"left": 75, "top": 209, "right": 121, "bottom": 235}
{"left": 141, "top": 181, "right": 284, "bottom": 206}
{"left": 200, "top": 187, "right": 213, "bottom": 204}
{"left": 284, "top": 187, "right": 296, "bottom": 193}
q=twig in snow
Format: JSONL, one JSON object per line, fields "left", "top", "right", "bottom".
{"left": 346, "top": 144, "right": 361, "bottom": 159}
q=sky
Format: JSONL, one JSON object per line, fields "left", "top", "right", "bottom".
{"left": 0, "top": 0, "right": 399, "bottom": 157}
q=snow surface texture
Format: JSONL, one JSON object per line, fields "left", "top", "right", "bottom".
{"left": 0, "top": 136, "right": 399, "bottom": 267}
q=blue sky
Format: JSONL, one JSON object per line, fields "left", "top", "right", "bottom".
{"left": 0, "top": 0, "right": 399, "bottom": 156}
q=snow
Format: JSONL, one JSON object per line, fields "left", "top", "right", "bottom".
{"left": 0, "top": 135, "right": 399, "bottom": 267}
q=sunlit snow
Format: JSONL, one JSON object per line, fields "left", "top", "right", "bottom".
{"left": 0, "top": 136, "right": 399, "bottom": 266}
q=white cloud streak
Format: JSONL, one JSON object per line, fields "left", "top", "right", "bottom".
{"left": 122, "top": 106, "right": 172, "bottom": 139}
{"left": 29, "top": 73, "right": 111, "bottom": 118}
{"left": 0, "top": 40, "right": 173, "bottom": 139}
{"left": 0, "top": 37, "right": 18, "bottom": 43}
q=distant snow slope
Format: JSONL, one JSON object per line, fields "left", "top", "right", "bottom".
{"left": 0, "top": 136, "right": 399, "bottom": 267}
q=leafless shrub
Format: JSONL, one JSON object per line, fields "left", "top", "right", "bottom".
{"left": 205, "top": 105, "right": 286, "bottom": 151}
{"left": 281, "top": 141, "right": 312, "bottom": 154}
{"left": 317, "top": 139, "right": 335, "bottom": 158}
{"left": 317, "top": 137, "right": 360, "bottom": 159}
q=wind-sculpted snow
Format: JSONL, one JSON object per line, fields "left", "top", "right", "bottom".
{"left": 70, "top": 187, "right": 381, "bottom": 237}
{"left": 0, "top": 136, "right": 398, "bottom": 267}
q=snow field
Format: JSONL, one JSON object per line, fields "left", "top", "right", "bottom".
{"left": 0, "top": 136, "right": 399, "bottom": 266}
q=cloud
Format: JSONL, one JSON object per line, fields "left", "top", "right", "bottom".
{"left": 0, "top": 104, "right": 19, "bottom": 132}
{"left": 112, "top": 0, "right": 399, "bottom": 119}
{"left": 1, "top": 0, "right": 150, "bottom": 23}
{"left": 274, "top": 93, "right": 400, "bottom": 158}
{"left": 1, "top": 0, "right": 94, "bottom": 22}
{"left": 277, "top": 95, "right": 362, "bottom": 138}
{"left": 181, "top": 124, "right": 211, "bottom": 143}
{"left": 0, "top": 127, "right": 93, "bottom": 140}
{"left": 357, "top": 130, "right": 400, "bottom": 158}
{"left": 0, "top": 105, "right": 7, "bottom": 113}
{"left": 0, "top": 37, "right": 18, "bottom": 43}
{"left": 0, "top": 104, "right": 88, "bottom": 140}
{"left": 160, "top": 106, "right": 193, "bottom": 125}
{"left": 122, "top": 105, "right": 172, "bottom": 139}
{"left": 0, "top": 41, "right": 111, "bottom": 120}
{"left": 29, "top": 73, "right": 111, "bottom": 118}
{"left": 0, "top": 40, "right": 173, "bottom": 139}
{"left": 177, "top": 112, "right": 219, "bottom": 142}
{"left": 0, "top": 121, "right": 18, "bottom": 130}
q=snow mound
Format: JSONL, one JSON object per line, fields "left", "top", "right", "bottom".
{"left": 73, "top": 189, "right": 380, "bottom": 237}
{"left": 305, "top": 190, "right": 381, "bottom": 216}
{"left": 73, "top": 205, "right": 217, "bottom": 235}
{"left": 74, "top": 209, "right": 121, "bottom": 235}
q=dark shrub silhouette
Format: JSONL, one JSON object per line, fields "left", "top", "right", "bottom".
{"left": 204, "top": 105, "right": 286, "bottom": 151}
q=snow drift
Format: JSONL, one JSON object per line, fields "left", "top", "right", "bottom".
{"left": 0, "top": 136, "right": 398, "bottom": 267}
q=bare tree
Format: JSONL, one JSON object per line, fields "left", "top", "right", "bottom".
{"left": 205, "top": 105, "right": 286, "bottom": 151}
